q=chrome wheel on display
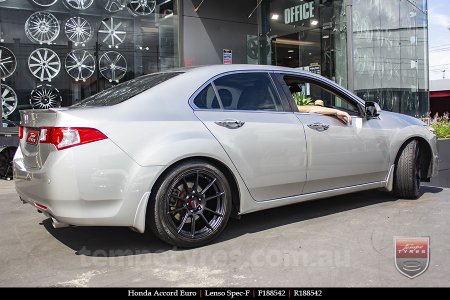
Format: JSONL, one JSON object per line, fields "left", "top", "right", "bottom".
{"left": 103, "top": 0, "right": 126, "bottom": 12}
{"left": 32, "top": 0, "right": 59, "bottom": 6}
{"left": 98, "top": 18, "right": 126, "bottom": 48}
{"left": 63, "top": 0, "right": 93, "bottom": 10}
{"left": 65, "top": 50, "right": 95, "bottom": 82}
{"left": 127, "top": 0, "right": 156, "bottom": 16}
{"left": 1, "top": 84, "right": 18, "bottom": 117}
{"left": 65, "top": 17, "right": 92, "bottom": 46}
{"left": 25, "top": 12, "right": 60, "bottom": 44}
{"left": 28, "top": 48, "right": 61, "bottom": 82}
{"left": 30, "top": 84, "right": 62, "bottom": 109}
{"left": 0, "top": 46, "right": 17, "bottom": 80}
{"left": 99, "top": 51, "right": 127, "bottom": 82}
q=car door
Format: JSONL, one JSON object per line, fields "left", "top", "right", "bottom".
{"left": 276, "top": 72, "right": 391, "bottom": 194}
{"left": 192, "top": 72, "right": 307, "bottom": 202}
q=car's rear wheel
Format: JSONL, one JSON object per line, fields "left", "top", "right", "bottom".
{"left": 148, "top": 160, "right": 232, "bottom": 248}
{"left": 394, "top": 140, "right": 421, "bottom": 199}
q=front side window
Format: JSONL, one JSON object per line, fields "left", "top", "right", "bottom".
{"left": 284, "top": 76, "right": 360, "bottom": 114}
{"left": 193, "top": 73, "right": 283, "bottom": 111}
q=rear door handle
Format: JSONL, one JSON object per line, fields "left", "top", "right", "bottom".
{"left": 307, "top": 122, "right": 330, "bottom": 132}
{"left": 214, "top": 119, "right": 245, "bottom": 129}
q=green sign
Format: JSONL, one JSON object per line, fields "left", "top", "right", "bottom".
{"left": 284, "top": 1, "right": 315, "bottom": 25}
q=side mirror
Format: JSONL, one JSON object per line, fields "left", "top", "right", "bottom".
{"left": 365, "top": 101, "right": 381, "bottom": 119}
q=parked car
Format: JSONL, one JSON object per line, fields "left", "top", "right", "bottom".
{"left": 13, "top": 65, "right": 439, "bottom": 247}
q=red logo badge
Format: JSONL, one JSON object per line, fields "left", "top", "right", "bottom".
{"left": 395, "top": 237, "right": 430, "bottom": 279}
{"left": 26, "top": 130, "right": 40, "bottom": 145}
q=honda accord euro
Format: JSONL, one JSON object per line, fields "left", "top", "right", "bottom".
{"left": 14, "top": 65, "right": 439, "bottom": 247}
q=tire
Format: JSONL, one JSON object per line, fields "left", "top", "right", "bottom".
{"left": 0, "top": 146, "right": 17, "bottom": 180}
{"left": 147, "top": 160, "right": 232, "bottom": 248}
{"left": 394, "top": 140, "right": 421, "bottom": 199}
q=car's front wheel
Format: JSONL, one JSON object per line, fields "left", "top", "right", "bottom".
{"left": 148, "top": 160, "right": 232, "bottom": 248}
{"left": 394, "top": 140, "right": 421, "bottom": 199}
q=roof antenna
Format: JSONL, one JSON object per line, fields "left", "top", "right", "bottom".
{"left": 194, "top": 0, "right": 206, "bottom": 12}
{"left": 248, "top": 0, "right": 264, "bottom": 19}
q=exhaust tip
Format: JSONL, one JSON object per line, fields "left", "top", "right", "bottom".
{"left": 51, "top": 218, "right": 69, "bottom": 229}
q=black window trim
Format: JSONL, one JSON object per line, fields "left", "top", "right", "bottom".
{"left": 189, "top": 70, "right": 293, "bottom": 114}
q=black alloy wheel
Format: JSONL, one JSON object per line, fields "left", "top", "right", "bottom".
{"left": 148, "top": 160, "right": 232, "bottom": 248}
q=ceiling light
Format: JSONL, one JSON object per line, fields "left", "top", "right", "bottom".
{"left": 323, "top": 35, "right": 330, "bottom": 39}
{"left": 288, "top": 50, "right": 295, "bottom": 53}
{"left": 311, "top": 20, "right": 319, "bottom": 26}
{"left": 273, "top": 38, "right": 315, "bottom": 46}
{"left": 271, "top": 14, "right": 280, "bottom": 20}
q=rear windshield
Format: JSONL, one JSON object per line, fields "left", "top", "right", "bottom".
{"left": 71, "top": 72, "right": 183, "bottom": 108}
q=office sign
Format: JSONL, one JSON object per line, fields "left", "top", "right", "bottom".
{"left": 284, "top": 1, "right": 315, "bottom": 25}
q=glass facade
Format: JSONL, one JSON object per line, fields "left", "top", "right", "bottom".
{"left": 259, "top": 0, "right": 348, "bottom": 88}
{"left": 0, "top": 0, "right": 179, "bottom": 127}
{"left": 0, "top": 0, "right": 429, "bottom": 129}
{"left": 261, "top": 0, "right": 428, "bottom": 116}
{"left": 352, "top": 0, "right": 428, "bottom": 116}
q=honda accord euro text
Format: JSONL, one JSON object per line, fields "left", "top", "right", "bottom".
{"left": 14, "top": 65, "right": 439, "bottom": 248}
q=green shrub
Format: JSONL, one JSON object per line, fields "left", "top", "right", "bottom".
{"left": 292, "top": 93, "right": 313, "bottom": 106}
{"left": 430, "top": 113, "right": 450, "bottom": 139}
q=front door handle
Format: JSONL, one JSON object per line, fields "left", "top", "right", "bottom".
{"left": 307, "top": 122, "right": 330, "bottom": 132}
{"left": 214, "top": 119, "right": 245, "bottom": 129}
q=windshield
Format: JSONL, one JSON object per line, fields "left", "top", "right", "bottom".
{"left": 71, "top": 72, "right": 183, "bottom": 108}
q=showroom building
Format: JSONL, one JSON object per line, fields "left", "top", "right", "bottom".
{"left": 0, "top": 0, "right": 428, "bottom": 129}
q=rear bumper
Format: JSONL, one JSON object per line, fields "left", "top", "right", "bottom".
{"left": 14, "top": 139, "right": 164, "bottom": 229}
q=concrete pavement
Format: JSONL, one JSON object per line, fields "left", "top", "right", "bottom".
{"left": 0, "top": 180, "right": 449, "bottom": 287}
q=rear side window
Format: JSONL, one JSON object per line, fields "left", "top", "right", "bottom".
{"left": 71, "top": 72, "right": 182, "bottom": 108}
{"left": 193, "top": 84, "right": 220, "bottom": 109}
{"left": 193, "top": 73, "right": 283, "bottom": 111}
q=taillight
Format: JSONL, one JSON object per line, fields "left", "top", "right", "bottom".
{"left": 35, "top": 203, "right": 48, "bottom": 211}
{"left": 19, "top": 126, "right": 24, "bottom": 139}
{"left": 40, "top": 127, "right": 107, "bottom": 150}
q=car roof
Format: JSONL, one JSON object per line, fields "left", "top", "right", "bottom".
{"left": 177, "top": 64, "right": 310, "bottom": 75}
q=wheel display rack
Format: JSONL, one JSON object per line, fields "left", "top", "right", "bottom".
{"left": 28, "top": 48, "right": 61, "bottom": 82}
{"left": 63, "top": 0, "right": 93, "bottom": 10}
{"left": 98, "top": 17, "right": 127, "bottom": 48}
{"left": 103, "top": 0, "right": 126, "bottom": 12}
{"left": 0, "top": 46, "right": 16, "bottom": 80}
{"left": 25, "top": 11, "right": 60, "bottom": 44}
{"left": 65, "top": 50, "right": 95, "bottom": 82}
{"left": 0, "top": 84, "right": 18, "bottom": 118}
{"left": 29, "top": 84, "right": 62, "bottom": 109}
{"left": 99, "top": 51, "right": 127, "bottom": 82}
{"left": 65, "top": 16, "right": 92, "bottom": 46}
{"left": 127, "top": 0, "right": 156, "bottom": 16}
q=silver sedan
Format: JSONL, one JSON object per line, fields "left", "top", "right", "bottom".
{"left": 13, "top": 65, "right": 439, "bottom": 247}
